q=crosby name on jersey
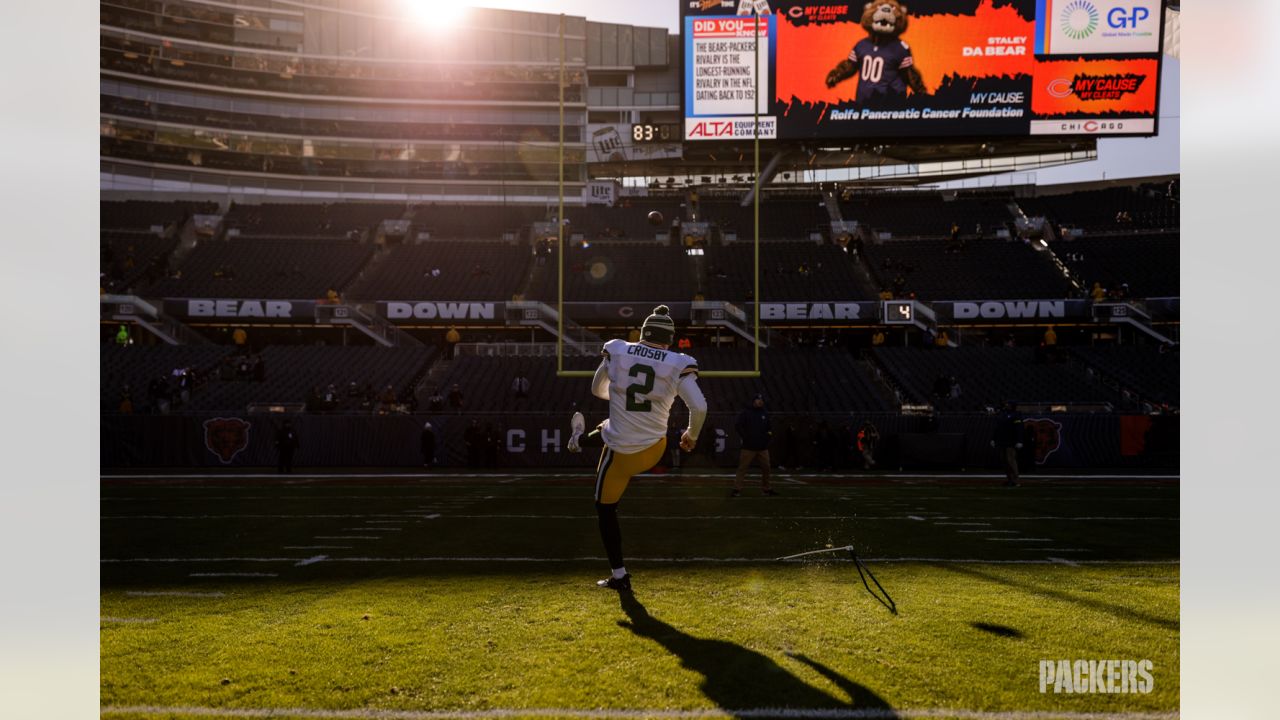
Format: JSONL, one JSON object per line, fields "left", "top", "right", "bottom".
{"left": 594, "top": 338, "right": 700, "bottom": 454}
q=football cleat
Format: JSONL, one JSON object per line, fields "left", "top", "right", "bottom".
{"left": 568, "top": 411, "right": 586, "bottom": 453}
{"left": 596, "top": 574, "right": 632, "bottom": 591}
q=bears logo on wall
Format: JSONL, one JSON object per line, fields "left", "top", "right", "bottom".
{"left": 1024, "top": 418, "right": 1063, "bottom": 465}
{"left": 203, "top": 417, "right": 252, "bottom": 464}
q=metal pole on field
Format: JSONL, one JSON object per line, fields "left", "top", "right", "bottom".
{"left": 753, "top": 6, "right": 761, "bottom": 375}
{"left": 557, "top": 13, "right": 565, "bottom": 375}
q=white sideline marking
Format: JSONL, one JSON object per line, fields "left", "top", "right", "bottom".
{"left": 103, "top": 472, "right": 1180, "bottom": 480}
{"left": 988, "top": 538, "right": 1055, "bottom": 542}
{"left": 125, "top": 591, "right": 225, "bottom": 598}
{"left": 99, "top": 704, "right": 1181, "bottom": 719}
{"left": 101, "top": 617, "right": 157, "bottom": 624}
{"left": 188, "top": 572, "right": 278, "bottom": 577}
{"left": 933, "top": 522, "right": 991, "bottom": 526}
{"left": 107, "top": 556, "right": 1179, "bottom": 566}
{"left": 315, "top": 536, "right": 380, "bottom": 540}
{"left": 284, "top": 546, "right": 352, "bottom": 550}
{"left": 295, "top": 555, "right": 328, "bottom": 567}
{"left": 345, "top": 527, "right": 403, "bottom": 532}
{"left": 364, "top": 520, "right": 408, "bottom": 524}
{"left": 907, "top": 515, "right": 925, "bottom": 521}
{"left": 1047, "top": 557, "right": 1082, "bottom": 567}
{"left": 103, "top": 514, "right": 1178, "bottom": 522}
{"left": 957, "top": 530, "right": 1020, "bottom": 534}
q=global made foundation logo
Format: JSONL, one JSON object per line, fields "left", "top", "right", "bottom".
{"left": 1060, "top": 0, "right": 1100, "bottom": 40}
{"left": 1039, "top": 659, "right": 1154, "bottom": 694}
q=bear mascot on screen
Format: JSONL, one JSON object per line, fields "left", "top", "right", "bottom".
{"left": 825, "top": 1, "right": 927, "bottom": 103}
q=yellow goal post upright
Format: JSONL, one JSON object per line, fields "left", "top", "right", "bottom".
{"left": 554, "top": 12, "right": 762, "bottom": 379}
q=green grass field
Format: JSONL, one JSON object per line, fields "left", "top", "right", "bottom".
{"left": 101, "top": 472, "right": 1179, "bottom": 719}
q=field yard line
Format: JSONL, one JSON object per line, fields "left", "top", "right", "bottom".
{"left": 314, "top": 536, "right": 380, "bottom": 540}
{"left": 103, "top": 472, "right": 1180, "bottom": 480}
{"left": 294, "top": 555, "right": 328, "bottom": 567}
{"left": 124, "top": 591, "right": 225, "bottom": 598}
{"left": 1047, "top": 557, "right": 1082, "bottom": 567}
{"left": 956, "top": 530, "right": 1020, "bottom": 534}
{"left": 106, "top": 556, "right": 1179, "bottom": 566}
{"left": 99, "top": 704, "right": 1180, "bottom": 719}
{"left": 935, "top": 523, "right": 992, "bottom": 526}
{"left": 188, "top": 572, "right": 278, "bottom": 577}
{"left": 345, "top": 527, "right": 403, "bottom": 531}
{"left": 284, "top": 546, "right": 352, "bottom": 550}
{"left": 988, "top": 538, "right": 1055, "bottom": 542}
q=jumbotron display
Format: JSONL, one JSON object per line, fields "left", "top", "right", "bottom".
{"left": 682, "top": 0, "right": 1164, "bottom": 141}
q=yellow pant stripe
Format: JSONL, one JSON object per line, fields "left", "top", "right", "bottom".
{"left": 593, "top": 438, "right": 667, "bottom": 504}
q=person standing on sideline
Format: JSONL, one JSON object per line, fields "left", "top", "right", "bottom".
{"left": 732, "top": 393, "right": 777, "bottom": 497}
{"left": 567, "top": 305, "right": 707, "bottom": 592}
{"left": 990, "top": 402, "right": 1023, "bottom": 487}
{"left": 856, "top": 420, "right": 881, "bottom": 469}
{"left": 420, "top": 421, "right": 436, "bottom": 468}
{"left": 275, "top": 420, "right": 299, "bottom": 474}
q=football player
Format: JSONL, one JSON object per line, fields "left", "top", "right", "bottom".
{"left": 568, "top": 305, "right": 707, "bottom": 591}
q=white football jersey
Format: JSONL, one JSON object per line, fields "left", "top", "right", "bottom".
{"left": 598, "top": 338, "right": 698, "bottom": 454}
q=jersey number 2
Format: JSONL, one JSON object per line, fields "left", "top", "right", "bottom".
{"left": 626, "top": 364, "right": 655, "bottom": 412}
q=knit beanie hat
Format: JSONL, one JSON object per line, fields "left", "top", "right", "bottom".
{"left": 640, "top": 305, "right": 676, "bottom": 346}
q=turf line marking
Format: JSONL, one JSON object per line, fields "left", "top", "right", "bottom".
{"left": 364, "top": 520, "right": 408, "bottom": 524}
{"left": 935, "top": 522, "right": 991, "bottom": 526}
{"left": 124, "top": 591, "right": 225, "bottom": 598}
{"left": 102, "top": 471, "right": 1179, "bottom": 481}
{"left": 1031, "top": 548, "right": 1093, "bottom": 553}
{"left": 284, "top": 546, "right": 352, "bottom": 550}
{"left": 99, "top": 705, "right": 1181, "bottom": 719}
{"left": 907, "top": 515, "right": 925, "bottom": 521}
{"left": 1047, "top": 557, "right": 1082, "bottom": 567}
{"left": 108, "top": 556, "right": 1178, "bottom": 566}
{"left": 100, "top": 617, "right": 158, "bottom": 624}
{"left": 188, "top": 572, "right": 278, "bottom": 577}
{"left": 957, "top": 530, "right": 1020, "bottom": 534}
{"left": 314, "top": 536, "right": 380, "bottom": 540}
{"left": 346, "top": 527, "right": 403, "bottom": 532}
{"left": 294, "top": 555, "right": 328, "bottom": 567}
{"left": 424, "top": 514, "right": 442, "bottom": 520}
{"left": 988, "top": 538, "right": 1055, "bottom": 542}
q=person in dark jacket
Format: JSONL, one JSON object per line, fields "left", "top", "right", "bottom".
{"left": 275, "top": 420, "right": 299, "bottom": 474}
{"left": 420, "top": 421, "right": 436, "bottom": 468}
{"left": 990, "top": 401, "right": 1023, "bottom": 487}
{"left": 732, "top": 394, "right": 777, "bottom": 497}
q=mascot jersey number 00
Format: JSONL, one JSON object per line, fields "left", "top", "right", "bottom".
{"left": 825, "top": 1, "right": 927, "bottom": 104}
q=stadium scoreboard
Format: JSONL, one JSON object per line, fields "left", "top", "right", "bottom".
{"left": 681, "top": 0, "right": 1164, "bottom": 141}
{"left": 631, "top": 123, "right": 681, "bottom": 143}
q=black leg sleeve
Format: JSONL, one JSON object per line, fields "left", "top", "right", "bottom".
{"left": 595, "top": 501, "right": 624, "bottom": 570}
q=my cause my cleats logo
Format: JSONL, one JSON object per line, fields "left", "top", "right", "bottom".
{"left": 1046, "top": 73, "right": 1146, "bottom": 101}
{"left": 204, "top": 417, "right": 251, "bottom": 464}
{"left": 1060, "top": 0, "right": 1099, "bottom": 40}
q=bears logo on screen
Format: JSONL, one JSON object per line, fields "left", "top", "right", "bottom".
{"left": 1023, "top": 418, "right": 1063, "bottom": 465}
{"left": 203, "top": 417, "right": 252, "bottom": 464}
{"left": 824, "top": 1, "right": 927, "bottom": 104}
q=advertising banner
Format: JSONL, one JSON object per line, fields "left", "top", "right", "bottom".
{"left": 163, "top": 298, "right": 317, "bottom": 321}
{"left": 681, "top": 0, "right": 1162, "bottom": 141}
{"left": 932, "top": 299, "right": 1093, "bottom": 322}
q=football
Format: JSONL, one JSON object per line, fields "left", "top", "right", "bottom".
{"left": 647, "top": 210, "right": 664, "bottom": 226}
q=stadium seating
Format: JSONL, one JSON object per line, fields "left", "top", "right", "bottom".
{"left": 871, "top": 346, "right": 1122, "bottom": 411}
{"left": 527, "top": 242, "right": 697, "bottom": 303}
{"left": 102, "top": 344, "right": 436, "bottom": 414}
{"left": 1055, "top": 232, "right": 1179, "bottom": 298}
{"left": 432, "top": 347, "right": 894, "bottom": 414}
{"left": 840, "top": 193, "right": 1014, "bottom": 238}
{"left": 565, "top": 198, "right": 684, "bottom": 240}
{"left": 1017, "top": 185, "right": 1178, "bottom": 232}
{"left": 348, "top": 242, "right": 533, "bottom": 301}
{"left": 412, "top": 205, "right": 549, "bottom": 240}
{"left": 862, "top": 237, "right": 1074, "bottom": 300}
{"left": 100, "top": 343, "right": 234, "bottom": 413}
{"left": 703, "top": 242, "right": 872, "bottom": 301}
{"left": 143, "top": 237, "right": 375, "bottom": 299}
{"left": 101, "top": 230, "right": 178, "bottom": 293}
{"left": 1070, "top": 345, "right": 1179, "bottom": 406}
{"left": 224, "top": 202, "right": 406, "bottom": 238}
{"left": 100, "top": 200, "right": 213, "bottom": 230}
{"left": 698, "top": 197, "right": 830, "bottom": 240}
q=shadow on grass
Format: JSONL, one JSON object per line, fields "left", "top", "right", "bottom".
{"left": 940, "top": 564, "right": 1178, "bottom": 631}
{"left": 971, "top": 622, "right": 1024, "bottom": 638}
{"left": 617, "top": 591, "right": 897, "bottom": 718}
